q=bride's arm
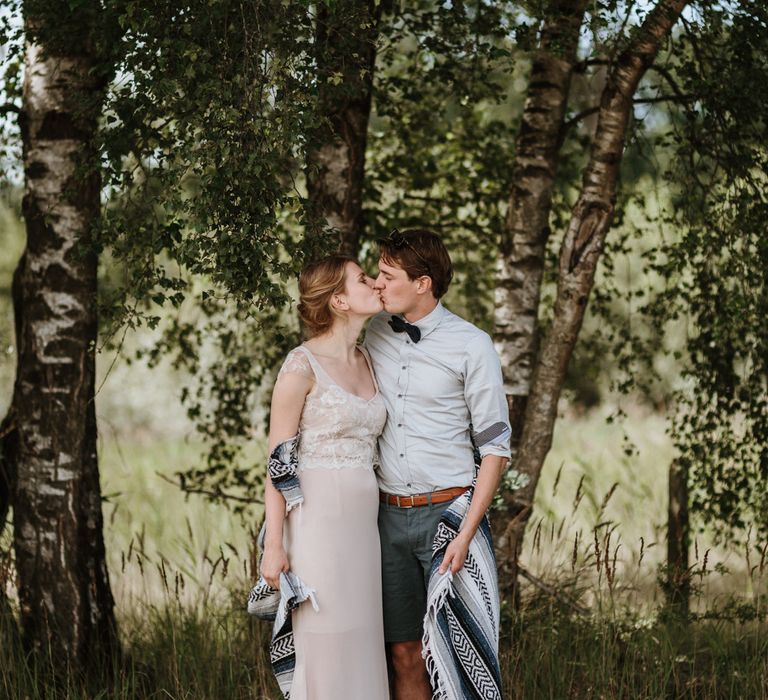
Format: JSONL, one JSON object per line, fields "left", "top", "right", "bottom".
{"left": 261, "top": 371, "right": 313, "bottom": 588}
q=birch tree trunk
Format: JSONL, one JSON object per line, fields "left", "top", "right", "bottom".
{"left": 10, "top": 6, "right": 118, "bottom": 673}
{"left": 306, "top": 0, "right": 379, "bottom": 255}
{"left": 492, "top": 0, "right": 588, "bottom": 597}
{"left": 498, "top": 0, "right": 690, "bottom": 601}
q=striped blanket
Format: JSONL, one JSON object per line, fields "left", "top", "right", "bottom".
{"left": 247, "top": 567, "right": 318, "bottom": 698}
{"left": 266, "top": 433, "right": 303, "bottom": 512}
{"left": 423, "top": 488, "right": 503, "bottom": 700}
{"left": 246, "top": 434, "right": 313, "bottom": 699}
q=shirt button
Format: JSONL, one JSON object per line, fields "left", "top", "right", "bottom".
{"left": 397, "top": 423, "right": 402, "bottom": 427}
{"left": 399, "top": 453, "right": 404, "bottom": 458}
{"left": 406, "top": 340, "right": 411, "bottom": 344}
{"left": 397, "top": 393, "right": 402, "bottom": 398}
{"left": 407, "top": 483, "right": 412, "bottom": 487}
{"left": 401, "top": 365, "right": 406, "bottom": 369}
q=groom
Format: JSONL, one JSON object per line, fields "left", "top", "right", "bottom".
{"left": 364, "top": 229, "right": 511, "bottom": 699}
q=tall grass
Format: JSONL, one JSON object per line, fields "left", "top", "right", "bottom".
{"left": 1, "top": 594, "right": 279, "bottom": 699}
{"left": 503, "top": 598, "right": 768, "bottom": 698}
{"left": 4, "top": 585, "right": 767, "bottom": 699}
{"left": 2, "top": 408, "right": 767, "bottom": 698}
{"left": 524, "top": 405, "right": 763, "bottom": 611}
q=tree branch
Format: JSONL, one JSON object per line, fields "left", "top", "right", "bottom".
{"left": 634, "top": 94, "right": 695, "bottom": 107}
{"left": 157, "top": 471, "right": 260, "bottom": 505}
{"left": 648, "top": 63, "right": 687, "bottom": 100}
{"left": 563, "top": 93, "right": 694, "bottom": 131}
{"left": 572, "top": 60, "right": 690, "bottom": 107}
{"left": 614, "top": 0, "right": 690, "bottom": 88}
{"left": 572, "top": 57, "right": 610, "bottom": 74}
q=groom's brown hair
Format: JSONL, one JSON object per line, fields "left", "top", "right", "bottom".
{"left": 377, "top": 228, "right": 453, "bottom": 298}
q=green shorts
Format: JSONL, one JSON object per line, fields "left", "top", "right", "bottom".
{"left": 378, "top": 497, "right": 457, "bottom": 642}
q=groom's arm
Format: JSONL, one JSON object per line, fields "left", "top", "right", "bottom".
{"left": 439, "top": 454, "right": 506, "bottom": 574}
{"left": 440, "top": 332, "right": 511, "bottom": 575}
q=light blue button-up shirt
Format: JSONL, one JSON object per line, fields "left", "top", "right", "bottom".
{"left": 364, "top": 303, "right": 511, "bottom": 496}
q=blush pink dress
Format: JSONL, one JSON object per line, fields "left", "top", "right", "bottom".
{"left": 279, "top": 345, "right": 389, "bottom": 700}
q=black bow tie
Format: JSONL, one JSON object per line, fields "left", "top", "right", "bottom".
{"left": 388, "top": 316, "right": 421, "bottom": 343}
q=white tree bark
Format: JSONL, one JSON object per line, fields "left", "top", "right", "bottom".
{"left": 10, "top": 10, "right": 118, "bottom": 671}
{"left": 495, "top": 0, "right": 588, "bottom": 395}
{"left": 492, "top": 0, "right": 588, "bottom": 599}
{"left": 499, "top": 0, "right": 691, "bottom": 599}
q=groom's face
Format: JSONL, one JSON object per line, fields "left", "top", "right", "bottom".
{"left": 374, "top": 258, "right": 421, "bottom": 314}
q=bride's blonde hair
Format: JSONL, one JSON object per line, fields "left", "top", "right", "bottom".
{"left": 298, "top": 255, "right": 358, "bottom": 338}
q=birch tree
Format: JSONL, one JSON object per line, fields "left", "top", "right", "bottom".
{"left": 491, "top": 0, "right": 589, "bottom": 596}
{"left": 306, "top": 0, "right": 381, "bottom": 256}
{"left": 2, "top": 0, "right": 119, "bottom": 672}
{"left": 493, "top": 0, "right": 690, "bottom": 598}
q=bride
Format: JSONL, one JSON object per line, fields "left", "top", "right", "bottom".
{"left": 259, "top": 254, "right": 389, "bottom": 699}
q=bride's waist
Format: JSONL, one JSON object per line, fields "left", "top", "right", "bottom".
{"left": 298, "top": 433, "right": 377, "bottom": 466}
{"left": 298, "top": 437, "right": 375, "bottom": 452}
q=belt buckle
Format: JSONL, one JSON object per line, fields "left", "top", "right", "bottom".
{"left": 396, "top": 495, "right": 414, "bottom": 509}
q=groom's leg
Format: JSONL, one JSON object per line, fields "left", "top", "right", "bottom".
{"left": 389, "top": 640, "right": 430, "bottom": 700}
{"left": 379, "top": 501, "right": 432, "bottom": 699}
{"left": 379, "top": 499, "right": 451, "bottom": 700}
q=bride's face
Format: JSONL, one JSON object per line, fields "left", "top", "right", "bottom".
{"left": 338, "top": 261, "right": 383, "bottom": 317}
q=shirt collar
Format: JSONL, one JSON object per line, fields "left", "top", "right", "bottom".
{"left": 406, "top": 302, "right": 446, "bottom": 342}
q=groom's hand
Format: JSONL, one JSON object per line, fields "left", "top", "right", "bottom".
{"left": 439, "top": 532, "right": 472, "bottom": 575}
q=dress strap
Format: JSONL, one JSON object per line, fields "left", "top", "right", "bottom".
{"left": 278, "top": 346, "right": 315, "bottom": 381}
{"left": 294, "top": 345, "right": 329, "bottom": 384}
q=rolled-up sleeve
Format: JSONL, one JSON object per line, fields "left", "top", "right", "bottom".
{"left": 463, "top": 333, "right": 512, "bottom": 460}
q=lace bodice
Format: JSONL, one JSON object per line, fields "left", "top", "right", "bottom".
{"left": 277, "top": 346, "right": 387, "bottom": 470}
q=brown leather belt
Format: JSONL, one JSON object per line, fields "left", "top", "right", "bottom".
{"left": 379, "top": 486, "right": 469, "bottom": 509}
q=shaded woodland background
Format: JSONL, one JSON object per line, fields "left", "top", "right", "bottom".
{"left": 1, "top": 0, "right": 767, "bottom": 697}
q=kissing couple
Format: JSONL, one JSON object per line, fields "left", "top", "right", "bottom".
{"left": 249, "top": 228, "right": 511, "bottom": 700}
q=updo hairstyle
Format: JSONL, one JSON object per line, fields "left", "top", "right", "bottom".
{"left": 297, "top": 254, "right": 358, "bottom": 338}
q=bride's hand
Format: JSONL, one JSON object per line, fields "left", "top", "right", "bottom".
{"left": 261, "top": 544, "right": 290, "bottom": 589}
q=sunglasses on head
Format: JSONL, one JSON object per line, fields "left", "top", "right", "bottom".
{"left": 378, "top": 228, "right": 431, "bottom": 276}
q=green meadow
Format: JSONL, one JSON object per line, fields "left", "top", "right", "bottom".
{"left": 4, "top": 404, "right": 766, "bottom": 699}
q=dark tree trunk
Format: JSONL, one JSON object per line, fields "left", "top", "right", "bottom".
{"left": 11, "top": 6, "right": 118, "bottom": 676}
{"left": 666, "top": 458, "right": 690, "bottom": 614}
{"left": 500, "top": 0, "right": 690, "bottom": 602}
{"left": 306, "top": 0, "right": 379, "bottom": 256}
{"left": 0, "top": 253, "right": 24, "bottom": 640}
{"left": 491, "top": 0, "right": 588, "bottom": 602}
{"left": 1, "top": 252, "right": 24, "bottom": 528}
